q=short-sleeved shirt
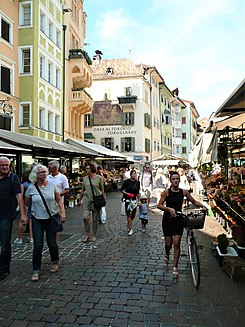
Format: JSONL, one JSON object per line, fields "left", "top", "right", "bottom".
{"left": 0, "top": 173, "right": 21, "bottom": 220}
{"left": 82, "top": 175, "right": 103, "bottom": 207}
{"left": 47, "top": 172, "right": 69, "bottom": 193}
{"left": 121, "top": 178, "right": 140, "bottom": 201}
{"left": 25, "top": 182, "right": 58, "bottom": 219}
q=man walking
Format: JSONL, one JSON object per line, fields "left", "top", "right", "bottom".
{"left": 0, "top": 156, "right": 27, "bottom": 281}
{"left": 47, "top": 160, "right": 69, "bottom": 242}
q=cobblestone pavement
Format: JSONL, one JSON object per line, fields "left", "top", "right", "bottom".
{"left": 0, "top": 191, "right": 244, "bottom": 327}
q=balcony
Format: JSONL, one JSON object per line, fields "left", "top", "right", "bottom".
{"left": 117, "top": 95, "right": 137, "bottom": 109}
{"left": 68, "top": 49, "right": 93, "bottom": 89}
{"left": 69, "top": 89, "right": 92, "bottom": 115}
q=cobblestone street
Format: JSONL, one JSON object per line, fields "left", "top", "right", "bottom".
{"left": 0, "top": 191, "right": 244, "bottom": 327}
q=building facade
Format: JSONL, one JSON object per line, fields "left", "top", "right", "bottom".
{"left": 159, "top": 82, "right": 174, "bottom": 155}
{"left": 0, "top": 0, "right": 19, "bottom": 131}
{"left": 18, "top": 0, "right": 63, "bottom": 140}
{"left": 63, "top": 0, "right": 92, "bottom": 140}
{"left": 84, "top": 58, "right": 164, "bottom": 162}
{"left": 182, "top": 99, "right": 199, "bottom": 159}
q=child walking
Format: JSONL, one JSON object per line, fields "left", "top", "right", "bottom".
{"left": 139, "top": 195, "right": 149, "bottom": 233}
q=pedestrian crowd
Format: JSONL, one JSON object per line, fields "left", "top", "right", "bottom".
{"left": 0, "top": 156, "right": 207, "bottom": 282}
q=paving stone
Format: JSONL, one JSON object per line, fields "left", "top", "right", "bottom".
{"left": 0, "top": 192, "right": 244, "bottom": 327}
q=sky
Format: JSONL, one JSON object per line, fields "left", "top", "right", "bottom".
{"left": 84, "top": 0, "right": 245, "bottom": 119}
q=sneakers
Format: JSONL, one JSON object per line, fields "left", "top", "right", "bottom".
{"left": 142, "top": 229, "right": 145, "bottom": 233}
{"left": 13, "top": 238, "right": 22, "bottom": 245}
{"left": 128, "top": 229, "right": 133, "bottom": 236}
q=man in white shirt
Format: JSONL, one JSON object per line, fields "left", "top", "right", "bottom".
{"left": 47, "top": 160, "right": 69, "bottom": 242}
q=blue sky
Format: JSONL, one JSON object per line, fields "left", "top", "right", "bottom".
{"left": 84, "top": 0, "right": 244, "bottom": 118}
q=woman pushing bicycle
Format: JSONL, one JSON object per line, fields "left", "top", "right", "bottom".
{"left": 157, "top": 171, "right": 208, "bottom": 279}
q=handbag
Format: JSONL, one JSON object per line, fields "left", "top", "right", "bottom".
{"left": 34, "top": 184, "right": 63, "bottom": 233}
{"left": 88, "top": 176, "right": 106, "bottom": 209}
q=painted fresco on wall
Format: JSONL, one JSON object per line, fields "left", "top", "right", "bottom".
{"left": 93, "top": 101, "right": 122, "bottom": 125}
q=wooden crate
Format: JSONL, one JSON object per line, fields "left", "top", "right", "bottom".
{"left": 222, "top": 257, "right": 245, "bottom": 282}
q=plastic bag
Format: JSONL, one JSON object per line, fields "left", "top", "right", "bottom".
{"left": 121, "top": 201, "right": 126, "bottom": 216}
{"left": 100, "top": 206, "right": 107, "bottom": 223}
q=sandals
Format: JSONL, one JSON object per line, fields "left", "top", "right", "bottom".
{"left": 31, "top": 273, "right": 40, "bottom": 282}
{"left": 50, "top": 264, "right": 59, "bottom": 273}
{"left": 83, "top": 237, "right": 90, "bottom": 243}
{"left": 164, "top": 256, "right": 169, "bottom": 264}
{"left": 173, "top": 267, "right": 179, "bottom": 279}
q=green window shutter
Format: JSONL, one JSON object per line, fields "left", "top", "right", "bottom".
{"left": 132, "top": 137, "right": 135, "bottom": 151}
{"left": 121, "top": 138, "right": 125, "bottom": 151}
{"left": 90, "top": 114, "right": 94, "bottom": 126}
{"left": 145, "top": 138, "right": 147, "bottom": 152}
{"left": 111, "top": 138, "right": 114, "bottom": 150}
{"left": 132, "top": 113, "right": 134, "bottom": 125}
{"left": 101, "top": 138, "right": 105, "bottom": 146}
{"left": 121, "top": 113, "right": 125, "bottom": 125}
{"left": 144, "top": 113, "right": 147, "bottom": 127}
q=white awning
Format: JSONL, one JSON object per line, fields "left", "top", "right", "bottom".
{"left": 66, "top": 139, "right": 128, "bottom": 160}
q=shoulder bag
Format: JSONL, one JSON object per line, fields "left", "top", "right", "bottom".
{"left": 88, "top": 176, "right": 106, "bottom": 209}
{"left": 34, "top": 184, "right": 63, "bottom": 233}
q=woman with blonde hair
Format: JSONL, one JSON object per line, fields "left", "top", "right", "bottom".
{"left": 25, "top": 164, "right": 66, "bottom": 282}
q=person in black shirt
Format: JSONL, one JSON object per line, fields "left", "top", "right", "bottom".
{"left": 120, "top": 169, "right": 140, "bottom": 235}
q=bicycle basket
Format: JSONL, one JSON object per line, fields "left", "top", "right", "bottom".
{"left": 186, "top": 212, "right": 206, "bottom": 229}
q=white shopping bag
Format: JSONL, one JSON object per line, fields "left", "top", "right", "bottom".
{"left": 121, "top": 201, "right": 126, "bottom": 216}
{"left": 100, "top": 207, "right": 107, "bottom": 223}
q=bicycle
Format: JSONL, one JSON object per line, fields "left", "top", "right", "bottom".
{"left": 176, "top": 208, "right": 206, "bottom": 289}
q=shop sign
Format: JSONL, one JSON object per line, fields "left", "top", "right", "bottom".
{"left": 93, "top": 126, "right": 137, "bottom": 135}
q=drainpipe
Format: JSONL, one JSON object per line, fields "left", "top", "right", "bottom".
{"left": 62, "top": 24, "right": 67, "bottom": 141}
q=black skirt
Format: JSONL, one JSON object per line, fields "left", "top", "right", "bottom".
{"left": 162, "top": 214, "right": 184, "bottom": 236}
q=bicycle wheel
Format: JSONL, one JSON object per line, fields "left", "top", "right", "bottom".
{"left": 187, "top": 232, "right": 200, "bottom": 288}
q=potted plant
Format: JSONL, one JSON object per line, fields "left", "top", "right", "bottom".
{"left": 217, "top": 233, "right": 229, "bottom": 254}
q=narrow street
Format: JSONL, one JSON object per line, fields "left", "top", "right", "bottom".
{"left": 0, "top": 191, "right": 244, "bottom": 327}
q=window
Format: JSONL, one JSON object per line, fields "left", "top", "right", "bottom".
{"left": 0, "top": 116, "right": 11, "bottom": 130}
{"left": 1, "top": 17, "right": 11, "bottom": 43}
{"left": 182, "top": 117, "right": 186, "bottom": 124}
{"left": 121, "top": 137, "right": 135, "bottom": 152}
{"left": 48, "top": 111, "right": 53, "bottom": 131}
{"left": 39, "top": 107, "right": 45, "bottom": 129}
{"left": 1, "top": 65, "right": 12, "bottom": 94}
{"left": 56, "top": 30, "right": 61, "bottom": 48}
{"left": 123, "top": 112, "right": 134, "bottom": 125}
{"left": 55, "top": 115, "right": 60, "bottom": 133}
{"left": 20, "top": 103, "right": 30, "bottom": 127}
{"left": 48, "top": 21, "right": 54, "bottom": 41}
{"left": 145, "top": 138, "right": 150, "bottom": 153}
{"left": 19, "top": 2, "right": 32, "bottom": 26}
{"left": 144, "top": 113, "right": 151, "bottom": 128}
{"left": 165, "top": 116, "right": 170, "bottom": 125}
{"left": 106, "top": 67, "right": 113, "bottom": 75}
{"left": 48, "top": 62, "right": 53, "bottom": 84}
{"left": 182, "top": 147, "right": 187, "bottom": 154}
{"left": 125, "top": 87, "right": 132, "bottom": 96}
{"left": 101, "top": 138, "right": 114, "bottom": 150}
{"left": 19, "top": 47, "right": 31, "bottom": 74}
{"left": 55, "top": 68, "right": 60, "bottom": 88}
{"left": 84, "top": 114, "right": 93, "bottom": 127}
{"left": 40, "top": 12, "right": 45, "bottom": 32}
{"left": 40, "top": 56, "right": 45, "bottom": 78}
{"left": 176, "top": 146, "right": 180, "bottom": 154}
{"left": 154, "top": 140, "right": 156, "bottom": 151}
{"left": 182, "top": 132, "right": 186, "bottom": 139}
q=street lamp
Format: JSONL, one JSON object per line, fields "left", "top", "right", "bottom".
{"left": 62, "top": 8, "right": 72, "bottom": 141}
